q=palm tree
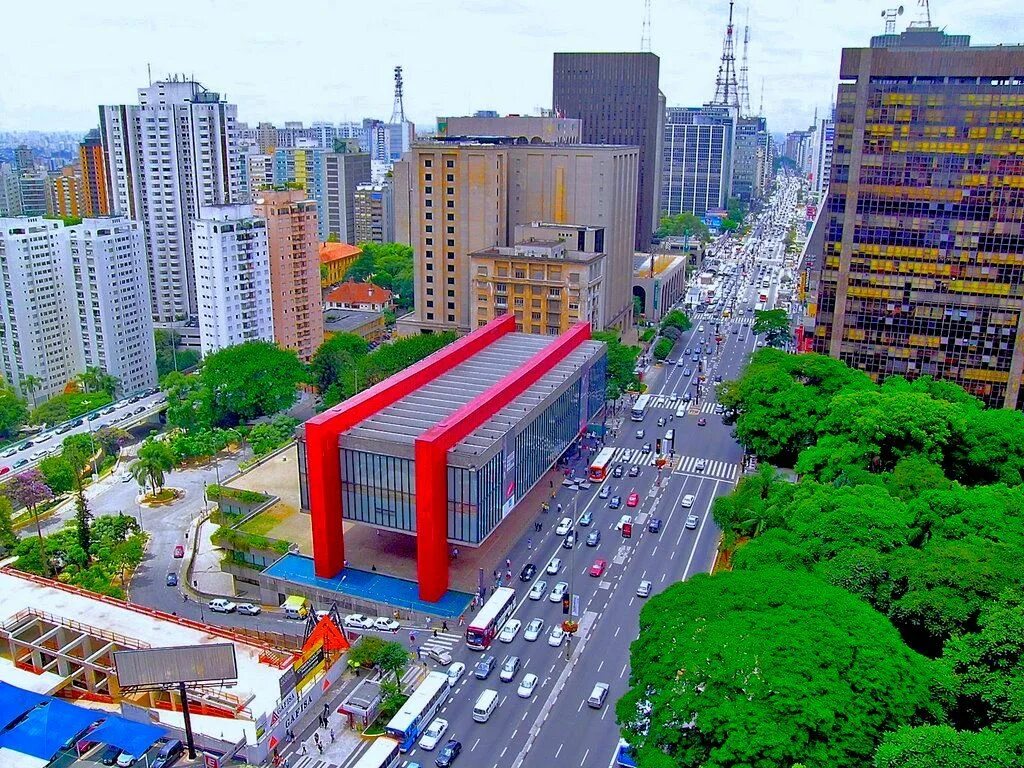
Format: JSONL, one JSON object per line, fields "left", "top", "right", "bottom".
{"left": 21, "top": 375, "right": 40, "bottom": 408}
{"left": 130, "top": 456, "right": 165, "bottom": 496}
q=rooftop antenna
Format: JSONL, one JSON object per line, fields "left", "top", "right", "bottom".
{"left": 390, "top": 66, "right": 406, "bottom": 124}
{"left": 759, "top": 77, "right": 764, "bottom": 117}
{"left": 641, "top": 0, "right": 652, "bottom": 52}
{"left": 737, "top": 7, "right": 752, "bottom": 117}
{"left": 147, "top": 63, "right": 152, "bottom": 86}
{"left": 711, "top": 0, "right": 740, "bottom": 110}
{"left": 881, "top": 5, "right": 904, "bottom": 33}
{"left": 908, "top": 0, "right": 932, "bottom": 26}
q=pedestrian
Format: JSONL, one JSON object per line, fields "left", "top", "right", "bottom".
{"left": 506, "top": 558, "right": 511, "bottom": 569}
{"left": 314, "top": 733, "right": 320, "bottom": 745}
{"left": 453, "top": 547, "right": 460, "bottom": 559}
{"left": 459, "top": 615, "right": 465, "bottom": 627}
{"left": 425, "top": 616, "right": 431, "bottom": 628}
{"left": 317, "top": 742, "right": 323, "bottom": 755}
{"left": 301, "top": 744, "right": 307, "bottom": 755}
{"left": 330, "top": 729, "right": 335, "bottom": 743}
{"left": 442, "top": 620, "right": 448, "bottom": 632}
{"left": 182, "top": 593, "right": 187, "bottom": 603}
{"left": 432, "top": 628, "right": 438, "bottom": 638}
{"left": 505, "top": 569, "right": 512, "bottom": 582}
{"left": 493, "top": 569, "right": 498, "bottom": 581}
{"left": 527, "top": 538, "right": 532, "bottom": 550}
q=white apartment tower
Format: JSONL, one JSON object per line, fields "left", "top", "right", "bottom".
{"left": 191, "top": 204, "right": 273, "bottom": 356}
{"left": 0, "top": 218, "right": 82, "bottom": 401}
{"left": 67, "top": 218, "right": 157, "bottom": 396}
{"left": 100, "top": 77, "right": 242, "bottom": 324}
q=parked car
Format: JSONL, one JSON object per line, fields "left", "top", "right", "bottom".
{"left": 523, "top": 618, "right": 544, "bottom": 641}
{"left": 374, "top": 617, "right": 400, "bottom": 632}
{"left": 498, "top": 619, "right": 521, "bottom": 643}
{"left": 586, "top": 530, "right": 601, "bottom": 547}
{"left": 151, "top": 739, "right": 184, "bottom": 768}
{"left": 343, "top": 614, "right": 374, "bottom": 630}
{"left": 100, "top": 746, "right": 122, "bottom": 766}
{"left": 116, "top": 752, "right": 137, "bottom": 767}
{"left": 236, "top": 603, "right": 261, "bottom": 616}
{"left": 208, "top": 599, "right": 236, "bottom": 613}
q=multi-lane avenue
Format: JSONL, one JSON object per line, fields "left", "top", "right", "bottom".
{"left": 328, "top": 177, "right": 806, "bottom": 768}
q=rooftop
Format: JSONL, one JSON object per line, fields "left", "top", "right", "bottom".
{"left": 633, "top": 252, "right": 686, "bottom": 277}
{"left": 319, "top": 241, "right": 362, "bottom": 264}
{"left": 342, "top": 331, "right": 603, "bottom": 461}
{"left": 325, "top": 281, "right": 392, "bottom": 306}
{"left": 324, "top": 308, "right": 385, "bottom": 335}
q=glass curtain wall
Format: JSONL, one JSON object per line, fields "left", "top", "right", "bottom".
{"left": 340, "top": 449, "right": 415, "bottom": 531}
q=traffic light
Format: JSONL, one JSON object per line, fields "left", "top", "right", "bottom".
{"left": 655, "top": 438, "right": 662, "bottom": 454}
{"left": 562, "top": 594, "right": 571, "bottom": 615}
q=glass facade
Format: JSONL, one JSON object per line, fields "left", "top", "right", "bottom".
{"left": 660, "top": 106, "right": 734, "bottom": 218}
{"left": 811, "top": 37, "right": 1024, "bottom": 408}
{"left": 340, "top": 449, "right": 416, "bottom": 531}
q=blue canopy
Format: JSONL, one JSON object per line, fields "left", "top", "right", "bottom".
{"left": 87, "top": 715, "right": 168, "bottom": 758}
{"left": 0, "top": 698, "right": 102, "bottom": 760}
{"left": 0, "top": 682, "right": 47, "bottom": 732}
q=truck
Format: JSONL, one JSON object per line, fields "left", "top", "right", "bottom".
{"left": 282, "top": 595, "right": 311, "bottom": 620}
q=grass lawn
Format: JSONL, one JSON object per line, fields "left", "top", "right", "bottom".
{"left": 238, "top": 504, "right": 292, "bottom": 536}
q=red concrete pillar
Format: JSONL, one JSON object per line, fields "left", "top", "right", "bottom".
{"left": 307, "top": 420, "right": 345, "bottom": 577}
{"left": 414, "top": 436, "right": 450, "bottom": 602}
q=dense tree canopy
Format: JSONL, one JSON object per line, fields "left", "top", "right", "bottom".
{"left": 656, "top": 213, "right": 709, "bottom": 242}
{"left": 874, "top": 726, "right": 1016, "bottom": 768}
{"left": 310, "top": 333, "right": 369, "bottom": 394}
{"left": 751, "top": 308, "right": 791, "bottom": 347}
{"left": 0, "top": 385, "right": 28, "bottom": 440}
{"left": 592, "top": 331, "right": 642, "bottom": 400}
{"left": 345, "top": 243, "right": 414, "bottom": 310}
{"left": 619, "top": 569, "right": 938, "bottom": 768}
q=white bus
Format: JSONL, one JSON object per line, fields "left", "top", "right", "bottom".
{"left": 466, "top": 587, "right": 517, "bottom": 650}
{"left": 385, "top": 672, "right": 451, "bottom": 751}
{"left": 630, "top": 394, "right": 651, "bottom": 421}
{"left": 352, "top": 737, "right": 401, "bottom": 768}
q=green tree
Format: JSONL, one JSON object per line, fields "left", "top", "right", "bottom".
{"left": 20, "top": 374, "right": 41, "bottom": 408}
{"left": 38, "top": 455, "right": 77, "bottom": 495}
{"left": 6, "top": 469, "right": 55, "bottom": 572}
{"left": 619, "top": 569, "right": 939, "bottom": 768}
{"left": 660, "top": 310, "right": 692, "bottom": 334}
{"left": 202, "top": 342, "right": 306, "bottom": 425}
{"left": 94, "top": 427, "right": 131, "bottom": 458}
{"left": 752, "top": 308, "right": 792, "bottom": 347}
{"left": 154, "top": 329, "right": 200, "bottom": 378}
{"left": 0, "top": 385, "right": 28, "bottom": 439}
{"left": 344, "top": 243, "right": 415, "bottom": 310}
{"left": 311, "top": 333, "right": 369, "bottom": 393}
{"left": 377, "top": 641, "right": 410, "bottom": 685}
{"left": 875, "top": 725, "right": 1015, "bottom": 768}
{"left": 656, "top": 212, "right": 710, "bottom": 241}
{"left": 78, "top": 366, "right": 119, "bottom": 397}
{"left": 73, "top": 478, "right": 92, "bottom": 556}
{"left": 592, "top": 331, "right": 642, "bottom": 400}
{"left": 162, "top": 371, "right": 214, "bottom": 431}
{"left": 348, "top": 636, "right": 388, "bottom": 669}
{"left": 652, "top": 337, "right": 673, "bottom": 361}
{"left": 0, "top": 495, "right": 17, "bottom": 552}
{"left": 130, "top": 440, "right": 176, "bottom": 494}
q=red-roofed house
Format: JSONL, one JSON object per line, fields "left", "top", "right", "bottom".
{"left": 319, "top": 242, "right": 362, "bottom": 287}
{"left": 325, "top": 280, "right": 393, "bottom": 312}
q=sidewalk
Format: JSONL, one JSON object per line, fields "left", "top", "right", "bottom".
{"left": 187, "top": 515, "right": 236, "bottom": 597}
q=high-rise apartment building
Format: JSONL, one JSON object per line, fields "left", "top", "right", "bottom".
{"left": 191, "top": 204, "right": 273, "bottom": 356}
{"left": 809, "top": 114, "right": 835, "bottom": 199}
{"left": 51, "top": 164, "right": 84, "bottom": 219}
{"left": 661, "top": 106, "right": 736, "bottom": 219}
{"left": 732, "top": 115, "right": 771, "bottom": 205}
{"left": 0, "top": 166, "right": 20, "bottom": 218}
{"left": 18, "top": 173, "right": 48, "bottom": 217}
{"left": 807, "top": 26, "right": 1024, "bottom": 408}
{"left": 354, "top": 183, "right": 394, "bottom": 244}
{"left": 14, "top": 146, "right": 35, "bottom": 173}
{"left": 553, "top": 52, "right": 662, "bottom": 249}
{"left": 78, "top": 129, "right": 109, "bottom": 218}
{"left": 246, "top": 154, "right": 274, "bottom": 199}
{"left": 0, "top": 218, "right": 82, "bottom": 401}
{"left": 471, "top": 222, "right": 606, "bottom": 334}
{"left": 67, "top": 218, "right": 157, "bottom": 395}
{"left": 253, "top": 191, "right": 324, "bottom": 360}
{"left": 101, "top": 77, "right": 242, "bottom": 323}
{"left": 393, "top": 139, "right": 638, "bottom": 334}
{"left": 271, "top": 148, "right": 370, "bottom": 242}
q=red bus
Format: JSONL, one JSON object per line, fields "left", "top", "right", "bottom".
{"left": 589, "top": 447, "right": 616, "bottom": 481}
{"left": 465, "top": 587, "right": 516, "bottom": 650}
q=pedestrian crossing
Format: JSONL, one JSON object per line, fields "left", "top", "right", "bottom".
{"left": 418, "top": 630, "right": 461, "bottom": 654}
{"left": 290, "top": 757, "right": 336, "bottom": 768}
{"left": 674, "top": 454, "right": 738, "bottom": 481}
{"left": 644, "top": 395, "right": 720, "bottom": 413}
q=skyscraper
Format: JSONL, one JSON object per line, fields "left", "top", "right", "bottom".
{"left": 79, "top": 129, "right": 110, "bottom": 218}
{"left": 661, "top": 106, "right": 736, "bottom": 219}
{"left": 553, "top": 52, "right": 662, "bottom": 249}
{"left": 354, "top": 182, "right": 394, "bottom": 244}
{"left": 253, "top": 190, "right": 324, "bottom": 360}
{"left": 101, "top": 77, "right": 242, "bottom": 323}
{"left": 731, "top": 115, "right": 771, "bottom": 205}
{"left": 270, "top": 148, "right": 370, "bottom": 242}
{"left": 191, "top": 204, "right": 273, "bottom": 356}
{"left": 806, "top": 26, "right": 1024, "bottom": 408}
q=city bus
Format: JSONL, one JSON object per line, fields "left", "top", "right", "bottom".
{"left": 589, "top": 447, "right": 616, "bottom": 481}
{"left": 466, "top": 587, "right": 517, "bottom": 650}
{"left": 630, "top": 394, "right": 651, "bottom": 422}
{"left": 664, "top": 429, "right": 675, "bottom": 453}
{"left": 352, "top": 737, "right": 402, "bottom": 768}
{"left": 384, "top": 672, "right": 451, "bottom": 752}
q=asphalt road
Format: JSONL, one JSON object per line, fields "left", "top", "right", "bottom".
{"left": 326, "top": 180, "right": 807, "bottom": 768}
{"left": 0, "top": 391, "right": 166, "bottom": 476}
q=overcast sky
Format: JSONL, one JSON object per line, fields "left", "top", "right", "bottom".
{"left": 1, "top": 0, "right": 1020, "bottom": 136}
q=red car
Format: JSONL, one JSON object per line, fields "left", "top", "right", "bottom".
{"left": 589, "top": 559, "right": 608, "bottom": 577}
{"left": 173, "top": 544, "right": 185, "bottom": 558}
{"left": 626, "top": 492, "right": 640, "bottom": 507}
{"left": 0, "top": 466, "right": 9, "bottom": 476}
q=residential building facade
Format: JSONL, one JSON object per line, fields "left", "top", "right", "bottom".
{"left": 393, "top": 140, "right": 638, "bottom": 335}
{"left": 67, "top": 218, "right": 157, "bottom": 395}
{"left": 101, "top": 78, "right": 243, "bottom": 323}
{"left": 807, "top": 26, "right": 1024, "bottom": 408}
{"left": 79, "top": 129, "right": 109, "bottom": 218}
{"left": 51, "top": 164, "right": 84, "bottom": 219}
{"left": 553, "top": 52, "right": 662, "bottom": 249}
{"left": 253, "top": 191, "right": 324, "bottom": 360}
{"left": 191, "top": 204, "right": 272, "bottom": 356}
{"left": 470, "top": 222, "right": 605, "bottom": 334}
{"left": 660, "top": 105, "right": 735, "bottom": 220}
{"left": 353, "top": 183, "right": 394, "bottom": 244}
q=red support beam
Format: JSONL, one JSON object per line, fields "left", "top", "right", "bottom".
{"left": 414, "top": 322, "right": 592, "bottom": 601}
{"left": 305, "top": 314, "right": 516, "bottom": 577}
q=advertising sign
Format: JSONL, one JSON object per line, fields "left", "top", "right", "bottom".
{"left": 293, "top": 640, "right": 326, "bottom": 694}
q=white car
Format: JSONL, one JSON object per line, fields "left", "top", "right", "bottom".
{"left": 208, "top": 599, "right": 236, "bottom": 613}
{"left": 545, "top": 558, "right": 562, "bottom": 575}
{"left": 517, "top": 672, "right": 539, "bottom": 699}
{"left": 548, "top": 581, "right": 569, "bottom": 603}
{"left": 555, "top": 517, "right": 573, "bottom": 536}
{"left": 523, "top": 618, "right": 544, "bottom": 642}
{"left": 686, "top": 515, "right": 700, "bottom": 530}
{"left": 698, "top": 325, "right": 705, "bottom": 332}
{"left": 236, "top": 603, "right": 261, "bottom": 616}
{"left": 615, "top": 514, "right": 632, "bottom": 531}
{"left": 499, "top": 618, "right": 522, "bottom": 643}
{"left": 418, "top": 717, "right": 449, "bottom": 751}
{"left": 528, "top": 580, "right": 548, "bottom": 600}
{"left": 116, "top": 753, "right": 137, "bottom": 768}
{"left": 447, "top": 661, "right": 466, "bottom": 685}
{"left": 681, "top": 494, "right": 695, "bottom": 508}
{"left": 695, "top": 459, "right": 708, "bottom": 472}
{"left": 373, "top": 616, "right": 400, "bottom": 632}
{"left": 343, "top": 614, "right": 374, "bottom": 630}
{"left": 548, "top": 625, "right": 566, "bottom": 647}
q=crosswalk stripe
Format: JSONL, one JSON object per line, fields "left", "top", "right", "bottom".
{"left": 671, "top": 454, "right": 739, "bottom": 481}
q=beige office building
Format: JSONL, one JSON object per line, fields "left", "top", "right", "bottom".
{"left": 471, "top": 222, "right": 606, "bottom": 334}
{"left": 394, "top": 140, "right": 638, "bottom": 335}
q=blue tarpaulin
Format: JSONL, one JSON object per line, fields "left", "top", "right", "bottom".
{"left": 86, "top": 715, "right": 167, "bottom": 758}
{"left": 0, "top": 698, "right": 102, "bottom": 760}
{"left": 0, "top": 682, "right": 47, "bottom": 732}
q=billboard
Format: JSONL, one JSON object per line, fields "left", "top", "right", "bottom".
{"left": 293, "top": 640, "right": 326, "bottom": 693}
{"left": 114, "top": 644, "right": 238, "bottom": 688}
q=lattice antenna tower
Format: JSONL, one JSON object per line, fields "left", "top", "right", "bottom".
{"left": 908, "top": 0, "right": 932, "bottom": 26}
{"left": 390, "top": 66, "right": 406, "bottom": 124}
{"left": 737, "top": 6, "right": 752, "bottom": 117}
{"left": 641, "top": 0, "right": 652, "bottom": 52}
{"left": 711, "top": 0, "right": 740, "bottom": 109}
